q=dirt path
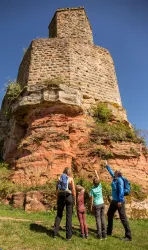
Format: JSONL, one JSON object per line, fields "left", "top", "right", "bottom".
{"left": 0, "top": 216, "right": 42, "bottom": 223}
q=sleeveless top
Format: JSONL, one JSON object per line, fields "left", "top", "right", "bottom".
{"left": 58, "top": 178, "right": 72, "bottom": 195}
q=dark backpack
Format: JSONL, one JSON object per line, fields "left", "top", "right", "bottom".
{"left": 58, "top": 173, "right": 69, "bottom": 191}
{"left": 122, "top": 177, "right": 131, "bottom": 196}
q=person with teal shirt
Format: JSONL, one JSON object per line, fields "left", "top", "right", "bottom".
{"left": 90, "top": 175, "right": 106, "bottom": 240}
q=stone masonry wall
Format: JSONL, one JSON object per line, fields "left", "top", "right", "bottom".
{"left": 49, "top": 7, "right": 93, "bottom": 44}
{"left": 70, "top": 42, "right": 122, "bottom": 106}
{"left": 24, "top": 38, "right": 71, "bottom": 87}
{"left": 17, "top": 38, "right": 122, "bottom": 107}
{"left": 17, "top": 45, "right": 32, "bottom": 88}
{"left": 49, "top": 13, "right": 57, "bottom": 38}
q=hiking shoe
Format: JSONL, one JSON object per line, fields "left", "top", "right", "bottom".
{"left": 81, "top": 234, "right": 85, "bottom": 239}
{"left": 85, "top": 234, "right": 88, "bottom": 239}
{"left": 102, "top": 237, "right": 107, "bottom": 240}
{"left": 96, "top": 234, "right": 102, "bottom": 240}
{"left": 66, "top": 238, "right": 72, "bottom": 241}
{"left": 120, "top": 237, "right": 132, "bottom": 241}
{"left": 53, "top": 236, "right": 57, "bottom": 239}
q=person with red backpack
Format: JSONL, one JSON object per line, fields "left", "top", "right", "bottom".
{"left": 54, "top": 167, "right": 76, "bottom": 240}
{"left": 105, "top": 160, "right": 132, "bottom": 241}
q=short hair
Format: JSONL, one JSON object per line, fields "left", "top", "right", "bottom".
{"left": 115, "top": 170, "right": 122, "bottom": 177}
{"left": 63, "top": 167, "right": 71, "bottom": 176}
{"left": 93, "top": 177, "right": 100, "bottom": 187}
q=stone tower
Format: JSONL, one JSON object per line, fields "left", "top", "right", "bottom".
{"left": 17, "top": 7, "right": 126, "bottom": 118}
{"left": 0, "top": 7, "right": 128, "bottom": 185}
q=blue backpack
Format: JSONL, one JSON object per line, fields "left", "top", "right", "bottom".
{"left": 58, "top": 173, "right": 69, "bottom": 191}
{"left": 122, "top": 177, "right": 131, "bottom": 196}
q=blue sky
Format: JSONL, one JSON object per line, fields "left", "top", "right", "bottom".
{"left": 0, "top": 0, "right": 148, "bottom": 135}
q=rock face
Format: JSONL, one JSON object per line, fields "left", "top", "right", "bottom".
{"left": 0, "top": 7, "right": 147, "bottom": 215}
{"left": 3, "top": 191, "right": 148, "bottom": 218}
{"left": 1, "top": 105, "right": 148, "bottom": 189}
{"left": 3, "top": 191, "right": 56, "bottom": 212}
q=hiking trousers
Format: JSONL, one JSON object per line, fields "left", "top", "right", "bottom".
{"left": 54, "top": 193, "right": 73, "bottom": 239}
{"left": 94, "top": 203, "right": 106, "bottom": 238}
{"left": 107, "top": 200, "right": 132, "bottom": 239}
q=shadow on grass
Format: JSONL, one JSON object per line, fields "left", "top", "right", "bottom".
{"left": 111, "top": 235, "right": 121, "bottom": 240}
{"left": 30, "top": 223, "right": 53, "bottom": 237}
{"left": 30, "top": 223, "right": 66, "bottom": 239}
{"left": 72, "top": 225, "right": 96, "bottom": 237}
{"left": 30, "top": 223, "right": 101, "bottom": 239}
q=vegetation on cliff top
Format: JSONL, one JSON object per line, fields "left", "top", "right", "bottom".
{"left": 92, "top": 102, "right": 112, "bottom": 123}
{"left": 5, "top": 79, "right": 21, "bottom": 101}
{"left": 91, "top": 103, "right": 146, "bottom": 145}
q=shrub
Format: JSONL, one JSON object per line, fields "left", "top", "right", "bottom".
{"left": 24, "top": 179, "right": 57, "bottom": 193}
{"left": 74, "top": 177, "right": 112, "bottom": 210}
{"left": 134, "top": 128, "right": 148, "bottom": 146}
{"left": 0, "top": 162, "right": 9, "bottom": 169}
{"left": 101, "top": 181, "right": 112, "bottom": 197}
{"left": 131, "top": 183, "right": 141, "bottom": 193}
{"left": 142, "top": 146, "right": 148, "bottom": 158}
{"left": 32, "top": 137, "right": 43, "bottom": 146}
{"left": 44, "top": 77, "right": 64, "bottom": 87}
{"left": 130, "top": 183, "right": 147, "bottom": 200}
{"left": 89, "top": 146, "right": 114, "bottom": 160}
{"left": 0, "top": 162, "right": 18, "bottom": 198}
{"left": 129, "top": 147, "right": 140, "bottom": 158}
{"left": 90, "top": 121, "right": 145, "bottom": 144}
{"left": 0, "top": 163, "right": 58, "bottom": 200}
{"left": 92, "top": 103, "right": 112, "bottom": 123}
{"left": 75, "top": 177, "right": 92, "bottom": 193}
{"left": 58, "top": 134, "right": 69, "bottom": 140}
{"left": 5, "top": 80, "right": 21, "bottom": 101}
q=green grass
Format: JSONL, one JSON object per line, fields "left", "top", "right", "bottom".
{"left": 0, "top": 204, "right": 147, "bottom": 250}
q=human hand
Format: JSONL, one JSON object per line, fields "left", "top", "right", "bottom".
{"left": 101, "top": 160, "right": 107, "bottom": 169}
{"left": 95, "top": 170, "right": 99, "bottom": 180}
{"left": 117, "top": 202, "right": 122, "bottom": 208}
{"left": 105, "top": 160, "right": 108, "bottom": 166}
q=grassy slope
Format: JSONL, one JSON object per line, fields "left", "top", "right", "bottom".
{"left": 0, "top": 205, "right": 147, "bottom": 250}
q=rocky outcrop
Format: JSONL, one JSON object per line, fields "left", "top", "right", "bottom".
{"left": 3, "top": 191, "right": 148, "bottom": 218}
{"left": 3, "top": 191, "right": 56, "bottom": 212}
{"left": 0, "top": 83, "right": 147, "bottom": 189}
{"left": 5, "top": 109, "right": 148, "bottom": 191}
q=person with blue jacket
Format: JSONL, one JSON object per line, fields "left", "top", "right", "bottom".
{"left": 105, "top": 161, "right": 132, "bottom": 241}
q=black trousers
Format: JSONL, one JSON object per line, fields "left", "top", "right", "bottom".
{"left": 94, "top": 204, "right": 106, "bottom": 238}
{"left": 107, "top": 200, "right": 132, "bottom": 239}
{"left": 54, "top": 193, "right": 73, "bottom": 239}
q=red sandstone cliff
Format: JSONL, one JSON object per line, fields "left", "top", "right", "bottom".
{"left": 0, "top": 7, "right": 147, "bottom": 217}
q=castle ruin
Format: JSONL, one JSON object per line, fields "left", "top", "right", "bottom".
{"left": 17, "top": 7, "right": 126, "bottom": 118}
{"left": 0, "top": 7, "right": 147, "bottom": 189}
